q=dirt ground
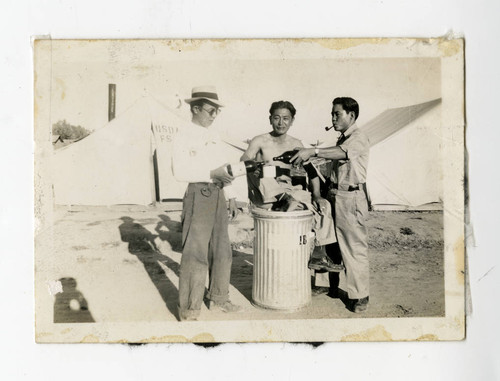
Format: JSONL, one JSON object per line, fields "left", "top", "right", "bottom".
{"left": 37, "top": 204, "right": 444, "bottom": 324}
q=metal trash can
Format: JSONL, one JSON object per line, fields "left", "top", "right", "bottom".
{"left": 251, "top": 207, "right": 314, "bottom": 311}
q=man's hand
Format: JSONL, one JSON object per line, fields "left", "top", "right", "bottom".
{"left": 312, "top": 194, "right": 329, "bottom": 215}
{"left": 228, "top": 198, "right": 239, "bottom": 220}
{"left": 210, "top": 163, "right": 234, "bottom": 185}
{"left": 291, "top": 147, "right": 315, "bottom": 166}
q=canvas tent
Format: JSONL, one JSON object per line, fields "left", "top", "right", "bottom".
{"left": 52, "top": 96, "right": 248, "bottom": 206}
{"left": 53, "top": 95, "right": 442, "bottom": 210}
{"left": 363, "top": 98, "right": 442, "bottom": 210}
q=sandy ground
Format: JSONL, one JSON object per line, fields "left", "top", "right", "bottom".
{"left": 36, "top": 204, "right": 444, "bottom": 325}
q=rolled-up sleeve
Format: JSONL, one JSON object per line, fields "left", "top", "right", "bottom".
{"left": 339, "top": 130, "right": 370, "bottom": 160}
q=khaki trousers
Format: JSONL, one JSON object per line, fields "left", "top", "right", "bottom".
{"left": 178, "top": 183, "right": 232, "bottom": 316}
{"left": 329, "top": 189, "right": 369, "bottom": 299}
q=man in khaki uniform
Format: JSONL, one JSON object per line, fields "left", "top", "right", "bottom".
{"left": 291, "top": 97, "right": 370, "bottom": 313}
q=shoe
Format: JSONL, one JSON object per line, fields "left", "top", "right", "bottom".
{"left": 179, "top": 308, "right": 200, "bottom": 321}
{"left": 308, "top": 256, "right": 345, "bottom": 272}
{"left": 349, "top": 296, "right": 369, "bottom": 313}
{"left": 208, "top": 300, "right": 241, "bottom": 313}
{"left": 311, "top": 286, "right": 330, "bottom": 296}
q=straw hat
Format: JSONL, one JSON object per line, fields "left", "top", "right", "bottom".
{"left": 184, "top": 86, "right": 224, "bottom": 107}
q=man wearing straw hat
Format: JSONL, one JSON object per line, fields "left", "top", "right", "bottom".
{"left": 172, "top": 86, "right": 241, "bottom": 321}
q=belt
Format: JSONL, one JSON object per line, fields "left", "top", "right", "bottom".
{"left": 188, "top": 182, "right": 222, "bottom": 198}
{"left": 190, "top": 182, "right": 222, "bottom": 190}
{"left": 329, "top": 183, "right": 362, "bottom": 192}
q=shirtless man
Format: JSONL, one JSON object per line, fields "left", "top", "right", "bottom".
{"left": 241, "top": 101, "right": 304, "bottom": 206}
{"left": 241, "top": 100, "right": 303, "bottom": 164}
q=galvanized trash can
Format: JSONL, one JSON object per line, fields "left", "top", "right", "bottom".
{"left": 251, "top": 207, "right": 314, "bottom": 311}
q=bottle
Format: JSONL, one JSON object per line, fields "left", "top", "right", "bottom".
{"left": 272, "top": 150, "right": 299, "bottom": 164}
{"left": 226, "top": 160, "right": 264, "bottom": 177}
{"left": 243, "top": 160, "right": 264, "bottom": 172}
{"left": 274, "top": 150, "right": 321, "bottom": 189}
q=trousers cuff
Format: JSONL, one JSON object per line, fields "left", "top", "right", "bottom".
{"left": 206, "top": 292, "right": 229, "bottom": 303}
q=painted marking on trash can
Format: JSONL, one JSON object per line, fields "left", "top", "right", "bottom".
{"left": 299, "top": 234, "right": 307, "bottom": 245}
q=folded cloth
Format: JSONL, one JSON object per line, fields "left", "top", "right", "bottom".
{"left": 272, "top": 191, "right": 311, "bottom": 212}
{"left": 312, "top": 199, "right": 337, "bottom": 245}
{"left": 259, "top": 177, "right": 290, "bottom": 203}
{"left": 305, "top": 157, "right": 333, "bottom": 183}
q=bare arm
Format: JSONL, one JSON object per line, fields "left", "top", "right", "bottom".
{"left": 310, "top": 176, "right": 328, "bottom": 212}
{"left": 310, "top": 176, "right": 322, "bottom": 199}
{"left": 316, "top": 146, "right": 347, "bottom": 160}
{"left": 240, "top": 137, "right": 262, "bottom": 161}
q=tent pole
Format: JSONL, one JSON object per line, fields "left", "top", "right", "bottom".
{"left": 108, "top": 84, "right": 116, "bottom": 121}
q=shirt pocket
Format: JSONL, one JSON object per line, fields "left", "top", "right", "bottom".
{"left": 337, "top": 160, "right": 351, "bottom": 183}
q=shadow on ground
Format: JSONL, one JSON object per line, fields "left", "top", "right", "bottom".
{"left": 156, "top": 214, "right": 257, "bottom": 307}
{"left": 119, "top": 216, "right": 181, "bottom": 319}
{"left": 230, "top": 249, "right": 255, "bottom": 303}
{"left": 155, "top": 214, "right": 183, "bottom": 252}
{"left": 54, "top": 277, "right": 95, "bottom": 323}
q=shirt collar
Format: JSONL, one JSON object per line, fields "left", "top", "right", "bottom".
{"left": 190, "top": 121, "right": 219, "bottom": 142}
{"left": 339, "top": 123, "right": 358, "bottom": 139}
{"left": 190, "top": 121, "right": 210, "bottom": 133}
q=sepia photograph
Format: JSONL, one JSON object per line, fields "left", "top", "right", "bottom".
{"left": 34, "top": 38, "right": 464, "bottom": 343}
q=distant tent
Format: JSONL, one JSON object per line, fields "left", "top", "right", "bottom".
{"left": 52, "top": 96, "right": 248, "bottom": 206}
{"left": 363, "top": 98, "right": 442, "bottom": 210}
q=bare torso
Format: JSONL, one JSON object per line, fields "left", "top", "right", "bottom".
{"left": 241, "top": 132, "right": 303, "bottom": 167}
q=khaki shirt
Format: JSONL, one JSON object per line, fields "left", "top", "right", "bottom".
{"left": 330, "top": 124, "right": 370, "bottom": 188}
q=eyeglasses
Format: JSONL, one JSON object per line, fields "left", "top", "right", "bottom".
{"left": 201, "top": 106, "right": 221, "bottom": 117}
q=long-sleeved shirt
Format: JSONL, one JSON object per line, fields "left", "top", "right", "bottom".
{"left": 172, "top": 121, "right": 236, "bottom": 199}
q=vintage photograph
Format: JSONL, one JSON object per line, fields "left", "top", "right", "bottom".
{"left": 34, "top": 38, "right": 465, "bottom": 343}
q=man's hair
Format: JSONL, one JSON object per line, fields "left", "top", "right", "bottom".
{"left": 269, "top": 100, "right": 296, "bottom": 118}
{"left": 189, "top": 99, "right": 219, "bottom": 113}
{"left": 189, "top": 100, "right": 204, "bottom": 113}
{"left": 332, "top": 97, "right": 359, "bottom": 120}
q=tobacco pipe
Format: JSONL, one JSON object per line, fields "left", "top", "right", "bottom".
{"left": 325, "top": 125, "right": 334, "bottom": 131}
